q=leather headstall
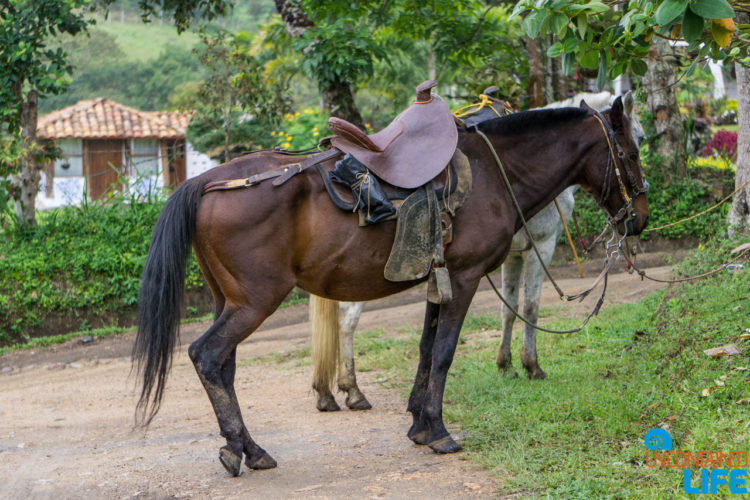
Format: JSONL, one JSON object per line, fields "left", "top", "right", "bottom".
{"left": 590, "top": 109, "right": 648, "bottom": 226}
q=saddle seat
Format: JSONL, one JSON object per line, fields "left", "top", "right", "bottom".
{"left": 329, "top": 80, "right": 458, "bottom": 189}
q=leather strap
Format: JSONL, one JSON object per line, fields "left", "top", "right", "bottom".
{"left": 202, "top": 148, "right": 341, "bottom": 195}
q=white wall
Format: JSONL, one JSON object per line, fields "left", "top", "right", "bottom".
{"left": 186, "top": 142, "right": 218, "bottom": 179}
{"left": 37, "top": 141, "right": 216, "bottom": 209}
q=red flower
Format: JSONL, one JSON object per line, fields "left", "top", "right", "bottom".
{"left": 702, "top": 130, "right": 737, "bottom": 160}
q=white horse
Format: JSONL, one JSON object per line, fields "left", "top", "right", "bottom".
{"left": 310, "top": 92, "right": 644, "bottom": 411}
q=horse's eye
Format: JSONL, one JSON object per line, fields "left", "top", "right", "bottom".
{"left": 628, "top": 152, "right": 639, "bottom": 161}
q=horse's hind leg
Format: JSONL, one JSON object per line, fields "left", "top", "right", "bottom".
{"left": 519, "top": 240, "right": 555, "bottom": 380}
{"left": 337, "top": 301, "right": 371, "bottom": 410}
{"left": 220, "top": 348, "right": 277, "bottom": 470}
{"left": 497, "top": 254, "right": 522, "bottom": 376}
{"left": 188, "top": 304, "right": 279, "bottom": 476}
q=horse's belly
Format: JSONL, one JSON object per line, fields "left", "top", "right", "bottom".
{"left": 293, "top": 216, "right": 424, "bottom": 301}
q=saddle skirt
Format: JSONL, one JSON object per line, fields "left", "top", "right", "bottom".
{"left": 330, "top": 81, "right": 458, "bottom": 189}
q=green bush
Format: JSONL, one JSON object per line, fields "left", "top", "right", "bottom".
{"left": 569, "top": 163, "right": 733, "bottom": 242}
{"left": 270, "top": 107, "right": 332, "bottom": 150}
{"left": 0, "top": 196, "right": 204, "bottom": 344}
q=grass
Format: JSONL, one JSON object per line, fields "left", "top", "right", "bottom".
{"left": 353, "top": 236, "right": 750, "bottom": 498}
{"left": 94, "top": 20, "right": 200, "bottom": 61}
{"left": 0, "top": 324, "right": 129, "bottom": 356}
{"left": 237, "top": 346, "right": 312, "bottom": 368}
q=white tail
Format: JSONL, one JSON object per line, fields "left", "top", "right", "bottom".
{"left": 310, "top": 295, "right": 339, "bottom": 393}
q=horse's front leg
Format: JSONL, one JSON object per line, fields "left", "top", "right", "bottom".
{"left": 337, "top": 301, "right": 372, "bottom": 410}
{"left": 406, "top": 301, "right": 440, "bottom": 444}
{"left": 421, "top": 275, "right": 480, "bottom": 454}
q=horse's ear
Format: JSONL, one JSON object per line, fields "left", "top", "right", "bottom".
{"left": 579, "top": 99, "right": 595, "bottom": 112}
{"left": 623, "top": 91, "right": 634, "bottom": 117}
{"left": 610, "top": 95, "right": 624, "bottom": 131}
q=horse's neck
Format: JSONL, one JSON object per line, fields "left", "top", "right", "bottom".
{"left": 488, "top": 128, "right": 595, "bottom": 230}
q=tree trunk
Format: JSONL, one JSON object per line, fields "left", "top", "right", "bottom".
{"left": 641, "top": 39, "right": 686, "bottom": 180}
{"left": 552, "top": 56, "right": 567, "bottom": 101}
{"left": 526, "top": 36, "right": 545, "bottom": 108}
{"left": 14, "top": 90, "right": 39, "bottom": 227}
{"left": 729, "top": 12, "right": 750, "bottom": 233}
{"left": 223, "top": 93, "right": 231, "bottom": 163}
{"left": 274, "top": 0, "right": 364, "bottom": 128}
{"left": 320, "top": 82, "right": 364, "bottom": 127}
{"left": 545, "top": 35, "right": 554, "bottom": 102}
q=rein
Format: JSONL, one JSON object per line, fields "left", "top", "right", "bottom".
{"left": 485, "top": 271, "right": 608, "bottom": 334}
{"left": 475, "top": 128, "right": 610, "bottom": 303}
{"left": 473, "top": 110, "right": 646, "bottom": 334}
{"left": 621, "top": 239, "right": 750, "bottom": 284}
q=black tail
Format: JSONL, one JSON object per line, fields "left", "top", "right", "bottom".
{"left": 133, "top": 178, "right": 204, "bottom": 425}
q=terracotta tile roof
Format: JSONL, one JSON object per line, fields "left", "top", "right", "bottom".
{"left": 37, "top": 98, "right": 192, "bottom": 140}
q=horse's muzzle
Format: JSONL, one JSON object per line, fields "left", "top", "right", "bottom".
{"left": 625, "top": 211, "right": 648, "bottom": 236}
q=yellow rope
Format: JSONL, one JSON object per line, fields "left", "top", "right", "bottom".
{"left": 453, "top": 94, "right": 504, "bottom": 118}
{"left": 644, "top": 176, "right": 750, "bottom": 233}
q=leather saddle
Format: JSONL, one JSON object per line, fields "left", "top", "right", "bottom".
{"left": 329, "top": 80, "right": 458, "bottom": 189}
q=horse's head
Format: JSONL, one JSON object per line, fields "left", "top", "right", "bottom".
{"left": 579, "top": 92, "right": 649, "bottom": 236}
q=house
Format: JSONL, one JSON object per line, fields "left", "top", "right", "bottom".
{"left": 36, "top": 98, "right": 217, "bottom": 207}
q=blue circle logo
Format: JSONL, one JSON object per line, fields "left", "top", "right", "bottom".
{"left": 644, "top": 428, "right": 673, "bottom": 451}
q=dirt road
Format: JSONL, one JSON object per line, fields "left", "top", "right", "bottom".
{"left": 0, "top": 257, "right": 674, "bottom": 499}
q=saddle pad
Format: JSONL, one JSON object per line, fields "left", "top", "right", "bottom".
{"left": 331, "top": 95, "right": 458, "bottom": 189}
{"left": 383, "top": 184, "right": 442, "bottom": 282}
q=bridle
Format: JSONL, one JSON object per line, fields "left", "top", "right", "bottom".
{"left": 590, "top": 109, "right": 649, "bottom": 229}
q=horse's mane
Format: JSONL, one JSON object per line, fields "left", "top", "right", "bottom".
{"left": 476, "top": 107, "right": 590, "bottom": 136}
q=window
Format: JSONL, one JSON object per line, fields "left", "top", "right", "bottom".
{"left": 53, "top": 139, "right": 83, "bottom": 177}
{"left": 130, "top": 139, "right": 160, "bottom": 177}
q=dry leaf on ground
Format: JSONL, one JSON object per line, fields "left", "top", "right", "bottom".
{"left": 703, "top": 344, "right": 741, "bottom": 358}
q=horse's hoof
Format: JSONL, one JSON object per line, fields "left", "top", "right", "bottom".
{"left": 525, "top": 366, "right": 547, "bottom": 380}
{"left": 246, "top": 451, "right": 278, "bottom": 470}
{"left": 346, "top": 395, "right": 372, "bottom": 411}
{"left": 407, "top": 428, "right": 431, "bottom": 445}
{"left": 219, "top": 446, "right": 243, "bottom": 476}
{"left": 316, "top": 394, "right": 341, "bottom": 412}
{"left": 428, "top": 435, "right": 462, "bottom": 454}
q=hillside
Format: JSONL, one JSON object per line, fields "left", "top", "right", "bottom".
{"left": 94, "top": 20, "right": 200, "bottom": 62}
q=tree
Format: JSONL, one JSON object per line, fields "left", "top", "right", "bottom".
{"left": 0, "top": 0, "right": 230, "bottom": 227}
{"left": 729, "top": 10, "right": 750, "bottom": 230}
{"left": 0, "top": 0, "right": 91, "bottom": 227}
{"left": 512, "top": 0, "right": 750, "bottom": 232}
{"left": 640, "top": 38, "right": 686, "bottom": 179}
{"left": 268, "top": 0, "right": 530, "bottom": 126}
{"left": 186, "top": 30, "right": 291, "bottom": 162}
{"left": 40, "top": 33, "right": 205, "bottom": 114}
{"left": 272, "top": 0, "right": 373, "bottom": 128}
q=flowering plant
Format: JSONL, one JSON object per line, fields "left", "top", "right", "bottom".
{"left": 271, "top": 108, "right": 331, "bottom": 150}
{"left": 702, "top": 129, "right": 737, "bottom": 161}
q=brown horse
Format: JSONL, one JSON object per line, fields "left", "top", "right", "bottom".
{"left": 133, "top": 96, "right": 648, "bottom": 477}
